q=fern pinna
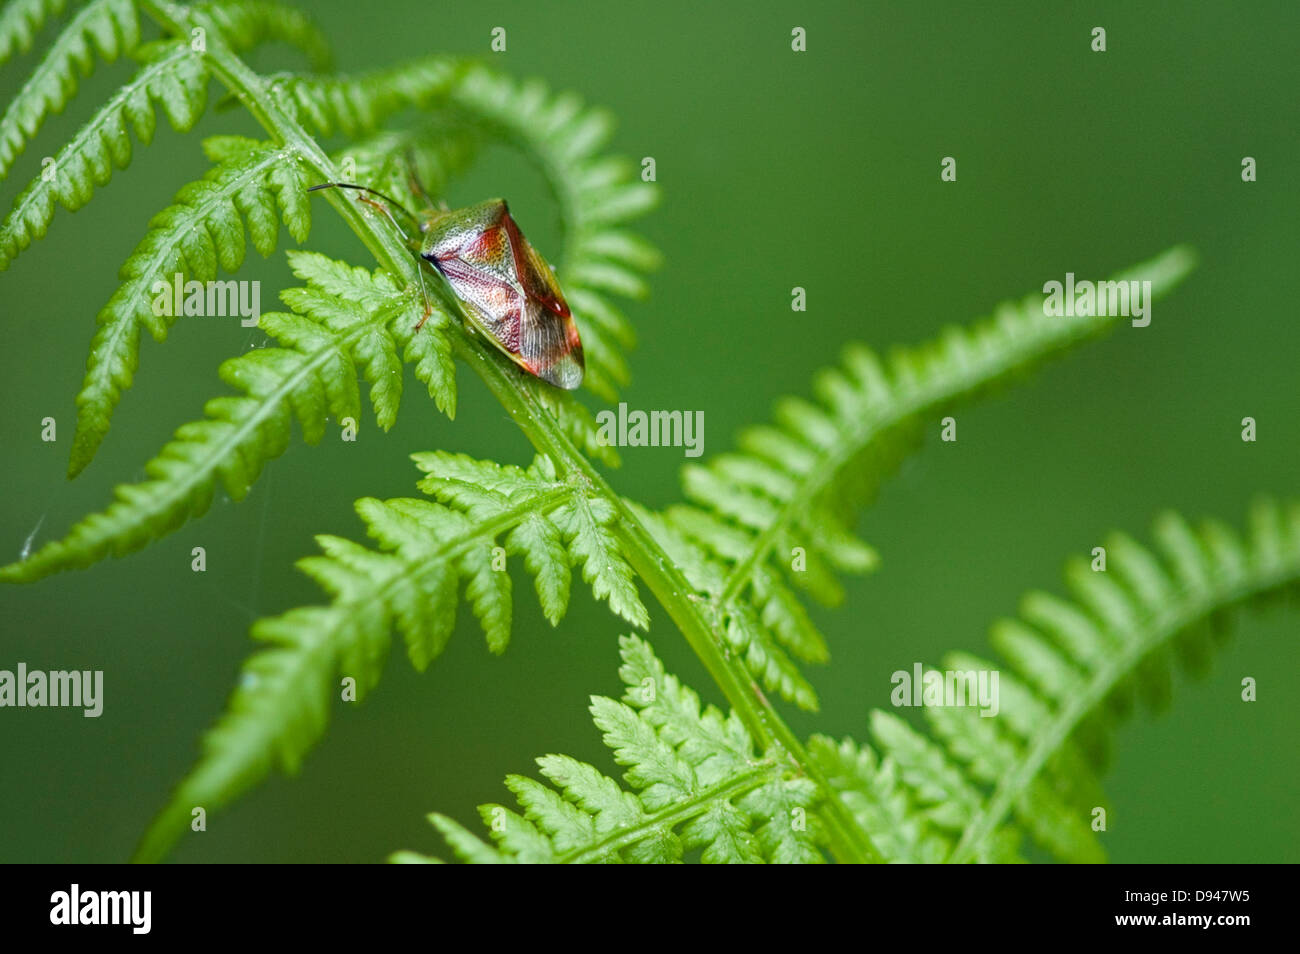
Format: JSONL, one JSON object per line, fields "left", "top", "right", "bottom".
{"left": 1, "top": 0, "right": 1289, "bottom": 863}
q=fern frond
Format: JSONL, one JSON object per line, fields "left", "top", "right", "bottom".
{"left": 267, "top": 54, "right": 466, "bottom": 138}
{"left": 133, "top": 450, "right": 648, "bottom": 861}
{"left": 0, "top": 0, "right": 139, "bottom": 182}
{"left": 407, "top": 450, "right": 648, "bottom": 630}
{"left": 813, "top": 498, "right": 1300, "bottom": 863}
{"left": 407, "top": 635, "right": 825, "bottom": 863}
{"left": 1, "top": 249, "right": 445, "bottom": 583}
{"left": 197, "top": 0, "right": 331, "bottom": 72}
{"left": 0, "top": 40, "right": 202, "bottom": 269}
{"left": 66, "top": 134, "right": 311, "bottom": 476}
{"left": 444, "top": 66, "right": 660, "bottom": 400}
{"left": 0, "top": 0, "right": 68, "bottom": 65}
{"left": 0, "top": 0, "right": 330, "bottom": 271}
{"left": 677, "top": 245, "right": 1197, "bottom": 612}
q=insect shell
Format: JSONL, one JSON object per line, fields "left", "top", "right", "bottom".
{"left": 419, "top": 199, "right": 584, "bottom": 390}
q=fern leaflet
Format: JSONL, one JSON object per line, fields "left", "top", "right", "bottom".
{"left": 0, "top": 0, "right": 68, "bottom": 65}
{"left": 267, "top": 54, "right": 467, "bottom": 139}
{"left": 68, "top": 134, "right": 311, "bottom": 476}
{"left": 1, "top": 248, "right": 445, "bottom": 582}
{"left": 809, "top": 498, "right": 1300, "bottom": 863}
{"left": 1, "top": 41, "right": 205, "bottom": 269}
{"left": 0, "top": 0, "right": 139, "bottom": 181}
{"left": 133, "top": 450, "right": 648, "bottom": 861}
{"left": 0, "top": 0, "right": 330, "bottom": 270}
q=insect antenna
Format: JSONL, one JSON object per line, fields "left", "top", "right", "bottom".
{"left": 307, "top": 182, "right": 423, "bottom": 237}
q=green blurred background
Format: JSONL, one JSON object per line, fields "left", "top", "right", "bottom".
{"left": 1, "top": 0, "right": 1296, "bottom": 863}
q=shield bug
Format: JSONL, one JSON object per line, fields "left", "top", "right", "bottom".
{"left": 308, "top": 173, "right": 584, "bottom": 390}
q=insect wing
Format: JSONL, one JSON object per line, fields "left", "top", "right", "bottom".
{"left": 504, "top": 213, "right": 584, "bottom": 390}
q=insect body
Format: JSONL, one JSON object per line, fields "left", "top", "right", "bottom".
{"left": 419, "top": 199, "right": 584, "bottom": 390}
{"left": 308, "top": 180, "right": 584, "bottom": 390}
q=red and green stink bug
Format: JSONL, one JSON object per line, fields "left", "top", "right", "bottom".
{"left": 308, "top": 174, "right": 584, "bottom": 390}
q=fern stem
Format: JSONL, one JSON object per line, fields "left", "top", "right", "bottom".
{"left": 948, "top": 545, "right": 1300, "bottom": 863}
{"left": 140, "top": 0, "right": 882, "bottom": 863}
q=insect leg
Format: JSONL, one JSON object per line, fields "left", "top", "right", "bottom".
{"left": 413, "top": 265, "right": 434, "bottom": 331}
{"left": 403, "top": 149, "right": 449, "bottom": 213}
